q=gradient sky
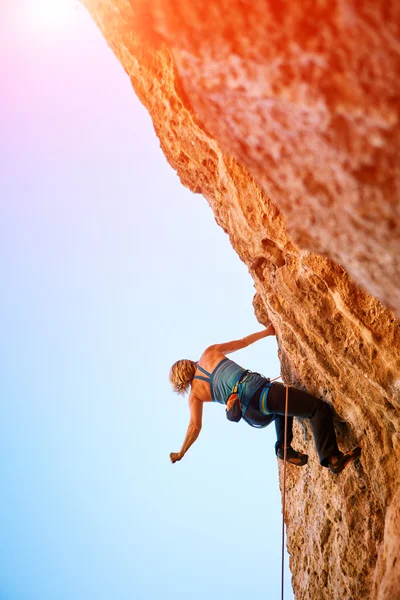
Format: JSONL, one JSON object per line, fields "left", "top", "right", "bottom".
{"left": 1, "top": 2, "right": 294, "bottom": 599}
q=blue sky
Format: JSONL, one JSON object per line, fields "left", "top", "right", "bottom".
{"left": 1, "top": 2, "right": 294, "bottom": 599}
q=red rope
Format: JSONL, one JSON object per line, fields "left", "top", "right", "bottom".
{"left": 266, "top": 373, "right": 289, "bottom": 599}
{"left": 269, "top": 373, "right": 289, "bottom": 599}
{"left": 281, "top": 383, "right": 289, "bottom": 600}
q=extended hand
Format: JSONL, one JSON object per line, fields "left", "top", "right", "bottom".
{"left": 267, "top": 323, "right": 276, "bottom": 335}
{"left": 170, "top": 452, "right": 183, "bottom": 464}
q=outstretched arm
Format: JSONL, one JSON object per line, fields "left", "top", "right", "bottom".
{"left": 211, "top": 323, "right": 275, "bottom": 355}
{"left": 170, "top": 394, "right": 203, "bottom": 464}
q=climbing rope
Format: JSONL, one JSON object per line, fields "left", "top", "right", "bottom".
{"left": 281, "top": 383, "right": 289, "bottom": 600}
{"left": 270, "top": 374, "right": 289, "bottom": 600}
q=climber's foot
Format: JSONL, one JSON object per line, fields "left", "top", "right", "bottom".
{"left": 276, "top": 445, "right": 308, "bottom": 466}
{"left": 329, "top": 447, "right": 361, "bottom": 475}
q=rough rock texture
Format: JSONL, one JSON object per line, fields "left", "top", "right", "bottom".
{"left": 81, "top": 2, "right": 400, "bottom": 599}
{"left": 135, "top": 0, "right": 400, "bottom": 317}
{"left": 374, "top": 488, "right": 400, "bottom": 600}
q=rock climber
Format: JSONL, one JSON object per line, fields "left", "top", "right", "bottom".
{"left": 169, "top": 324, "right": 361, "bottom": 474}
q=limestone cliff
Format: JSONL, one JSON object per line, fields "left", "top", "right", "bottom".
{"left": 81, "top": 2, "right": 400, "bottom": 599}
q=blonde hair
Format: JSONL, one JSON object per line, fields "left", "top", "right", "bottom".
{"left": 169, "top": 359, "right": 197, "bottom": 395}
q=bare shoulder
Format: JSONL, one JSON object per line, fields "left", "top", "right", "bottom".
{"left": 196, "top": 346, "right": 227, "bottom": 381}
{"left": 199, "top": 344, "right": 216, "bottom": 358}
{"left": 199, "top": 344, "right": 225, "bottom": 364}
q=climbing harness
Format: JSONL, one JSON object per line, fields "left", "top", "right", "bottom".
{"left": 226, "top": 372, "right": 280, "bottom": 414}
{"left": 225, "top": 370, "right": 251, "bottom": 418}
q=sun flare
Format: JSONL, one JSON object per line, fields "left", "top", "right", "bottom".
{"left": 24, "top": 0, "right": 79, "bottom": 31}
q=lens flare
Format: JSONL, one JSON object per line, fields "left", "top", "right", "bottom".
{"left": 22, "top": 0, "right": 79, "bottom": 32}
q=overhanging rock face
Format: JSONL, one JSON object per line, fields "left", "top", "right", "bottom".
{"left": 81, "top": 2, "right": 400, "bottom": 598}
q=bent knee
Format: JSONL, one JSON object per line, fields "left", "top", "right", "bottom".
{"left": 312, "top": 399, "right": 332, "bottom": 418}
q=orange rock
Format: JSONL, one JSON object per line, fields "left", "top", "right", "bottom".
{"left": 82, "top": 1, "right": 400, "bottom": 598}
{"left": 144, "top": 0, "right": 400, "bottom": 316}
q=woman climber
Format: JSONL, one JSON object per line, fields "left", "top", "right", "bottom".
{"left": 169, "top": 324, "right": 361, "bottom": 474}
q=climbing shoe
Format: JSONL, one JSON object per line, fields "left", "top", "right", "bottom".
{"left": 276, "top": 445, "right": 308, "bottom": 466}
{"left": 329, "top": 446, "right": 361, "bottom": 475}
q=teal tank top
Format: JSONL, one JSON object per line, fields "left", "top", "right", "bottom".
{"left": 194, "top": 357, "right": 268, "bottom": 415}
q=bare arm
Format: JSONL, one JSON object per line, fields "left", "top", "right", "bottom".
{"left": 170, "top": 394, "right": 203, "bottom": 464}
{"left": 211, "top": 323, "right": 275, "bottom": 355}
